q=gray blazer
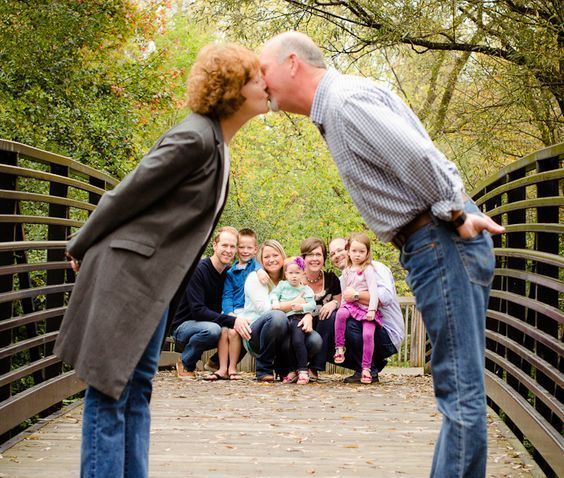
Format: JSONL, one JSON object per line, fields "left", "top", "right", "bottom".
{"left": 54, "top": 113, "right": 228, "bottom": 399}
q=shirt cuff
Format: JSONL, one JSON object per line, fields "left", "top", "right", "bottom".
{"left": 431, "top": 193, "right": 465, "bottom": 221}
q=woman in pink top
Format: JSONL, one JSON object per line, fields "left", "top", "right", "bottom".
{"left": 334, "top": 233, "right": 382, "bottom": 384}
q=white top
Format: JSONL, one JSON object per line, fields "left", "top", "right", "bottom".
{"left": 215, "top": 145, "right": 230, "bottom": 217}
{"left": 240, "top": 271, "right": 273, "bottom": 323}
{"left": 370, "top": 261, "right": 405, "bottom": 351}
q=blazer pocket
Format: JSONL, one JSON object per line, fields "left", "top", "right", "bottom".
{"left": 109, "top": 239, "right": 156, "bottom": 258}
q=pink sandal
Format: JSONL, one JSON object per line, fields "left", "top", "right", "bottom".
{"left": 334, "top": 347, "right": 345, "bottom": 364}
{"left": 361, "top": 368, "right": 372, "bottom": 384}
{"left": 283, "top": 371, "right": 298, "bottom": 384}
{"left": 297, "top": 370, "right": 310, "bottom": 385}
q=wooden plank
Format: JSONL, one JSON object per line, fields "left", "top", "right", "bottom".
{"left": 471, "top": 142, "right": 563, "bottom": 195}
{"left": 0, "top": 241, "right": 67, "bottom": 253}
{"left": 0, "top": 371, "right": 545, "bottom": 477}
{"left": 474, "top": 169, "right": 564, "bottom": 206}
{"left": 0, "top": 139, "right": 118, "bottom": 186}
{"left": 0, "top": 371, "right": 85, "bottom": 436}
{"left": 486, "top": 370, "right": 563, "bottom": 477}
{"left": 0, "top": 215, "right": 83, "bottom": 228}
{"left": 0, "top": 261, "right": 70, "bottom": 277}
{"left": 494, "top": 248, "right": 564, "bottom": 268}
{"left": 489, "top": 290, "right": 563, "bottom": 324}
{"left": 0, "top": 164, "right": 106, "bottom": 196}
{"left": 0, "top": 190, "right": 96, "bottom": 212}
{"left": 487, "top": 196, "right": 564, "bottom": 217}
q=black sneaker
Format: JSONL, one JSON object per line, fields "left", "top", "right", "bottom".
{"left": 344, "top": 371, "right": 379, "bottom": 383}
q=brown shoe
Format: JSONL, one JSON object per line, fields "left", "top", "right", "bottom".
{"left": 176, "top": 358, "right": 196, "bottom": 380}
{"left": 256, "top": 374, "right": 275, "bottom": 382}
{"left": 204, "top": 358, "right": 219, "bottom": 372}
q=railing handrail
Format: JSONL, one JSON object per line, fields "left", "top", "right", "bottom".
{"left": 471, "top": 142, "right": 564, "bottom": 196}
{"left": 471, "top": 141, "right": 563, "bottom": 477}
{"left": 0, "top": 140, "right": 427, "bottom": 444}
{"left": 0, "top": 139, "right": 118, "bottom": 186}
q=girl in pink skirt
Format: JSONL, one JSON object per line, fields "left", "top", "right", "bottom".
{"left": 334, "top": 233, "right": 382, "bottom": 384}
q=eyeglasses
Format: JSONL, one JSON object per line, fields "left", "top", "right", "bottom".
{"left": 305, "top": 252, "right": 324, "bottom": 259}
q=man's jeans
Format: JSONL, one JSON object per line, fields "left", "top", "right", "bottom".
{"left": 173, "top": 320, "right": 221, "bottom": 371}
{"left": 400, "top": 201, "right": 495, "bottom": 478}
{"left": 312, "top": 311, "right": 396, "bottom": 374}
{"left": 81, "top": 309, "right": 168, "bottom": 478}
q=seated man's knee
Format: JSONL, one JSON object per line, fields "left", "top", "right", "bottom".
{"left": 345, "top": 318, "right": 363, "bottom": 336}
{"left": 202, "top": 323, "right": 222, "bottom": 342}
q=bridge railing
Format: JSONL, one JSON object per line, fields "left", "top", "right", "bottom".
{"left": 0, "top": 140, "right": 117, "bottom": 440}
{"left": 0, "top": 139, "right": 426, "bottom": 442}
{"left": 471, "top": 142, "right": 563, "bottom": 477}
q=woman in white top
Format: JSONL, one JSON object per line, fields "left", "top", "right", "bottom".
{"left": 240, "top": 240, "right": 322, "bottom": 381}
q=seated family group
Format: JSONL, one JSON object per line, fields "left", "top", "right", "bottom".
{"left": 171, "top": 227, "right": 405, "bottom": 385}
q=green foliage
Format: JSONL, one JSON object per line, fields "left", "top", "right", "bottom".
{"left": 189, "top": 0, "right": 562, "bottom": 187}
{"left": 215, "top": 111, "right": 409, "bottom": 291}
{"left": 0, "top": 0, "right": 207, "bottom": 178}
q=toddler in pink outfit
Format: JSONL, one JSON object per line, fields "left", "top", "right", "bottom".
{"left": 334, "top": 232, "right": 382, "bottom": 384}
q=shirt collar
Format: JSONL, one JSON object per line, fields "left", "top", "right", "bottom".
{"left": 310, "top": 68, "right": 339, "bottom": 136}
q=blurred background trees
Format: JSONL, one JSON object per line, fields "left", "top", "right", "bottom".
{"left": 1, "top": 0, "right": 561, "bottom": 285}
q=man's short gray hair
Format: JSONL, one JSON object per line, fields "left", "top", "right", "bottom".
{"left": 276, "top": 35, "right": 326, "bottom": 69}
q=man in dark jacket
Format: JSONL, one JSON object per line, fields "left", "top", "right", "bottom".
{"left": 171, "top": 226, "right": 249, "bottom": 379}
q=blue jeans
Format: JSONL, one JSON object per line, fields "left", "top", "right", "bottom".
{"left": 81, "top": 309, "right": 168, "bottom": 478}
{"left": 247, "top": 310, "right": 288, "bottom": 378}
{"left": 312, "top": 311, "right": 395, "bottom": 374}
{"left": 285, "top": 316, "right": 323, "bottom": 371}
{"left": 172, "top": 320, "right": 221, "bottom": 371}
{"left": 399, "top": 201, "right": 495, "bottom": 478}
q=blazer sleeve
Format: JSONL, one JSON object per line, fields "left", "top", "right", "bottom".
{"left": 67, "top": 123, "right": 213, "bottom": 259}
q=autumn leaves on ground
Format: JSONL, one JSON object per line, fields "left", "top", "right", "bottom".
{"left": 146, "top": 370, "right": 535, "bottom": 478}
{"left": 0, "top": 369, "right": 537, "bottom": 477}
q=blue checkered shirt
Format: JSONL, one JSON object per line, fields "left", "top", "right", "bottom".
{"left": 310, "top": 69, "right": 465, "bottom": 242}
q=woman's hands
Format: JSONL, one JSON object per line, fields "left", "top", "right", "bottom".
{"left": 234, "top": 316, "right": 252, "bottom": 340}
{"left": 65, "top": 251, "right": 81, "bottom": 273}
{"left": 343, "top": 287, "right": 358, "bottom": 303}
{"left": 298, "top": 313, "right": 313, "bottom": 333}
{"left": 256, "top": 269, "right": 270, "bottom": 285}
{"left": 319, "top": 299, "right": 339, "bottom": 320}
{"left": 279, "top": 293, "right": 306, "bottom": 313}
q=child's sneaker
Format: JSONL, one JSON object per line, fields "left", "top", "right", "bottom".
{"left": 297, "top": 370, "right": 310, "bottom": 385}
{"left": 334, "top": 347, "right": 345, "bottom": 364}
{"left": 361, "top": 368, "right": 372, "bottom": 384}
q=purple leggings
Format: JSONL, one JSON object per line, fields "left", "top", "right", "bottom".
{"left": 335, "top": 305, "right": 376, "bottom": 369}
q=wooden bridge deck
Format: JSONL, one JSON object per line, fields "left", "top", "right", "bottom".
{"left": 0, "top": 369, "right": 543, "bottom": 478}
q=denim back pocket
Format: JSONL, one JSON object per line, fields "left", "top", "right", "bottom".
{"left": 399, "top": 224, "right": 441, "bottom": 295}
{"left": 454, "top": 231, "right": 495, "bottom": 287}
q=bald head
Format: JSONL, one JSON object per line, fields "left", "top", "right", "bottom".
{"left": 260, "top": 31, "right": 327, "bottom": 115}
{"left": 265, "top": 31, "right": 326, "bottom": 69}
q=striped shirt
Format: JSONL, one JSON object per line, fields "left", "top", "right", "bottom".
{"left": 310, "top": 69, "right": 465, "bottom": 242}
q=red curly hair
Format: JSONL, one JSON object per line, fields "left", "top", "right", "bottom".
{"left": 187, "top": 43, "right": 260, "bottom": 118}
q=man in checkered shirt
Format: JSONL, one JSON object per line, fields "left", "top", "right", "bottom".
{"left": 260, "top": 31, "right": 504, "bottom": 478}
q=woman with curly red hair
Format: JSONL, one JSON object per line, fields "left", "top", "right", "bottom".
{"left": 55, "top": 43, "right": 268, "bottom": 478}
